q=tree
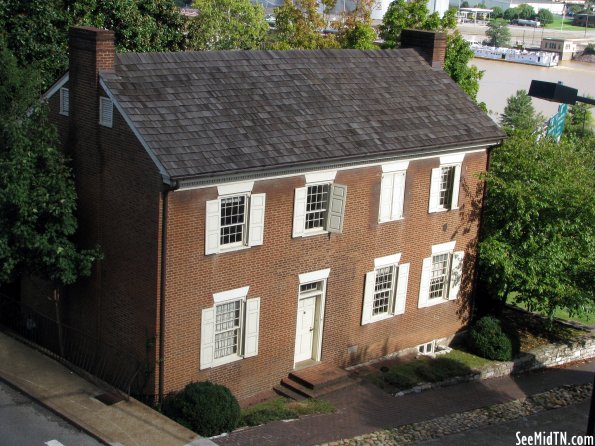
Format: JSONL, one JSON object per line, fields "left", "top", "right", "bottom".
{"left": 0, "top": 0, "right": 188, "bottom": 90}
{"left": 187, "top": 0, "right": 268, "bottom": 50}
{"left": 491, "top": 6, "right": 504, "bottom": 18}
{"left": 379, "top": 0, "right": 456, "bottom": 48}
{"left": 479, "top": 131, "right": 595, "bottom": 329}
{"left": 380, "top": 4, "right": 481, "bottom": 105}
{"left": 536, "top": 8, "right": 554, "bottom": 25}
{"left": 444, "top": 32, "right": 485, "bottom": 107}
{"left": 269, "top": 0, "right": 338, "bottom": 49}
{"left": 499, "top": 90, "right": 543, "bottom": 133}
{"left": 565, "top": 99, "right": 594, "bottom": 138}
{"left": 0, "top": 40, "right": 99, "bottom": 287}
{"left": 485, "top": 19, "right": 511, "bottom": 47}
{"left": 460, "top": 1, "right": 469, "bottom": 7}
{"left": 337, "top": 0, "right": 377, "bottom": 49}
{"left": 516, "top": 3, "right": 536, "bottom": 19}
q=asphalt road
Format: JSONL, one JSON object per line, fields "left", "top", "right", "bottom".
{"left": 458, "top": 22, "right": 595, "bottom": 47}
{"left": 0, "top": 381, "right": 102, "bottom": 446}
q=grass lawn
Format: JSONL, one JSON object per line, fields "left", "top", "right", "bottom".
{"left": 545, "top": 17, "right": 589, "bottom": 31}
{"left": 240, "top": 397, "right": 335, "bottom": 427}
{"left": 506, "top": 294, "right": 595, "bottom": 326}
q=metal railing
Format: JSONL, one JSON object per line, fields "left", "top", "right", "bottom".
{"left": 0, "top": 293, "right": 145, "bottom": 399}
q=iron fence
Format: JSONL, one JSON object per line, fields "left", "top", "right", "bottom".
{"left": 0, "top": 293, "right": 145, "bottom": 399}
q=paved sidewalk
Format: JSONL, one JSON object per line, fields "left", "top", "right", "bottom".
{"left": 215, "top": 360, "right": 595, "bottom": 446}
{"left": 0, "top": 331, "right": 215, "bottom": 446}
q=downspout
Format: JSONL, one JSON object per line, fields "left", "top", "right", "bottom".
{"left": 158, "top": 181, "right": 176, "bottom": 405}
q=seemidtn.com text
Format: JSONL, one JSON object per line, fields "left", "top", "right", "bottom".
{"left": 516, "top": 432, "right": 594, "bottom": 446}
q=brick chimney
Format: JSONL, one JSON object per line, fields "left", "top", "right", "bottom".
{"left": 66, "top": 27, "right": 115, "bottom": 300}
{"left": 400, "top": 29, "right": 447, "bottom": 70}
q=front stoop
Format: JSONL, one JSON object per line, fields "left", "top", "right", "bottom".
{"left": 274, "top": 363, "right": 354, "bottom": 400}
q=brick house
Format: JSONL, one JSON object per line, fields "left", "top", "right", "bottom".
{"left": 42, "top": 26, "right": 504, "bottom": 402}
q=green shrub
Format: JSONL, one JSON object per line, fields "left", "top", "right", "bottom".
{"left": 468, "top": 316, "right": 514, "bottom": 361}
{"left": 162, "top": 381, "right": 240, "bottom": 436}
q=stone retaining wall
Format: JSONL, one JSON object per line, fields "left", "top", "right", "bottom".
{"left": 395, "top": 335, "right": 595, "bottom": 397}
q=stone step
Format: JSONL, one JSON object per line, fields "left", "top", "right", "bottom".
{"left": 288, "top": 363, "right": 351, "bottom": 390}
{"left": 272, "top": 384, "right": 307, "bottom": 401}
{"left": 280, "top": 376, "right": 355, "bottom": 399}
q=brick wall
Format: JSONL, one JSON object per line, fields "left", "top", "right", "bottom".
{"left": 61, "top": 27, "right": 163, "bottom": 396}
{"left": 163, "top": 151, "right": 488, "bottom": 400}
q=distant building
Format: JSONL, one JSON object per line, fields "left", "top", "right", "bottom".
{"left": 540, "top": 37, "right": 592, "bottom": 60}
{"left": 573, "top": 14, "right": 595, "bottom": 28}
{"left": 458, "top": 0, "right": 566, "bottom": 15}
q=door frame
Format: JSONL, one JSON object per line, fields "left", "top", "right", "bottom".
{"left": 294, "top": 273, "right": 328, "bottom": 368}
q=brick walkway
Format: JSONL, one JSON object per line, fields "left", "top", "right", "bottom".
{"left": 215, "top": 360, "right": 595, "bottom": 446}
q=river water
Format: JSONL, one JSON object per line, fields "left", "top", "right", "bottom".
{"left": 470, "top": 58, "right": 595, "bottom": 122}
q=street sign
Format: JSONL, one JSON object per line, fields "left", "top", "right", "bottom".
{"left": 546, "top": 103, "right": 568, "bottom": 141}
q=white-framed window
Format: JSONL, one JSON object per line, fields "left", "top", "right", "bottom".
{"left": 99, "top": 97, "right": 113, "bottom": 127}
{"left": 361, "top": 253, "right": 410, "bottom": 325}
{"left": 205, "top": 182, "right": 265, "bottom": 255}
{"left": 428, "top": 154, "right": 464, "bottom": 213}
{"left": 200, "top": 286, "right": 260, "bottom": 369}
{"left": 379, "top": 161, "right": 408, "bottom": 223}
{"left": 418, "top": 242, "right": 464, "bottom": 308}
{"left": 59, "top": 88, "right": 69, "bottom": 116}
{"left": 293, "top": 173, "right": 347, "bottom": 238}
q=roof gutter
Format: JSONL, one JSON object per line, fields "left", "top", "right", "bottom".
{"left": 157, "top": 180, "right": 178, "bottom": 405}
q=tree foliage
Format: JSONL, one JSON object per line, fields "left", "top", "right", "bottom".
{"left": 479, "top": 131, "right": 595, "bottom": 329}
{"left": 269, "top": 0, "right": 338, "bottom": 49}
{"left": 536, "top": 8, "right": 554, "bottom": 25}
{"left": 337, "top": 0, "right": 377, "bottom": 49}
{"left": 565, "top": 100, "right": 594, "bottom": 138}
{"left": 491, "top": 6, "right": 504, "bottom": 18}
{"left": 379, "top": 0, "right": 456, "bottom": 49}
{"left": 485, "top": 19, "right": 511, "bottom": 47}
{"left": 380, "top": 3, "right": 481, "bottom": 105}
{"left": 444, "top": 32, "right": 484, "bottom": 107}
{"left": 188, "top": 0, "right": 268, "bottom": 50}
{"left": 500, "top": 90, "right": 543, "bottom": 133}
{"left": 504, "top": 4, "right": 536, "bottom": 21}
{"left": 0, "top": 0, "right": 188, "bottom": 90}
{"left": 0, "top": 40, "right": 99, "bottom": 286}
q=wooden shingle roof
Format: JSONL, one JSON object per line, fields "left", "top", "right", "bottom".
{"left": 101, "top": 49, "right": 504, "bottom": 180}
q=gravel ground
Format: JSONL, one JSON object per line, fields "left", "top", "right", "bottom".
{"left": 318, "top": 383, "right": 592, "bottom": 446}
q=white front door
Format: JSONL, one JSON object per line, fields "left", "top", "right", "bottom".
{"left": 294, "top": 296, "right": 317, "bottom": 363}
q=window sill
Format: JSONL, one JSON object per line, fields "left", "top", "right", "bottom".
{"left": 301, "top": 229, "right": 328, "bottom": 238}
{"left": 211, "top": 354, "right": 243, "bottom": 368}
{"left": 419, "top": 297, "right": 452, "bottom": 308}
{"left": 369, "top": 313, "right": 395, "bottom": 323}
{"left": 378, "top": 217, "right": 404, "bottom": 224}
{"left": 208, "top": 244, "right": 252, "bottom": 255}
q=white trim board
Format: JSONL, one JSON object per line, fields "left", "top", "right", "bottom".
{"left": 176, "top": 146, "right": 490, "bottom": 191}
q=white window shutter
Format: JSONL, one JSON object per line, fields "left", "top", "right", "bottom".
{"left": 450, "top": 164, "right": 461, "bottom": 210}
{"left": 205, "top": 199, "right": 220, "bottom": 255}
{"left": 448, "top": 251, "right": 464, "bottom": 300}
{"left": 200, "top": 307, "right": 215, "bottom": 370}
{"left": 361, "top": 271, "right": 376, "bottom": 325}
{"left": 393, "top": 263, "right": 410, "bottom": 315}
{"left": 243, "top": 297, "right": 260, "bottom": 358}
{"left": 391, "top": 171, "right": 406, "bottom": 220}
{"left": 428, "top": 167, "right": 441, "bottom": 213}
{"left": 292, "top": 187, "right": 307, "bottom": 238}
{"left": 326, "top": 183, "right": 347, "bottom": 233}
{"left": 418, "top": 257, "right": 432, "bottom": 308}
{"left": 378, "top": 173, "right": 394, "bottom": 223}
{"left": 248, "top": 194, "right": 266, "bottom": 247}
